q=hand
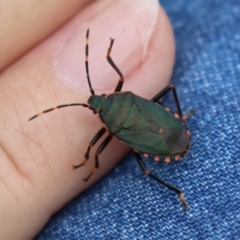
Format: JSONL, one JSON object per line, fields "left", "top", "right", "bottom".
{"left": 0, "top": 0, "right": 175, "bottom": 239}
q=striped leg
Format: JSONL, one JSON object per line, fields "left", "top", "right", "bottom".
{"left": 106, "top": 38, "right": 124, "bottom": 92}
{"left": 73, "top": 127, "right": 106, "bottom": 170}
{"left": 133, "top": 151, "right": 188, "bottom": 209}
{"left": 83, "top": 134, "right": 113, "bottom": 181}
{"left": 151, "top": 84, "right": 183, "bottom": 118}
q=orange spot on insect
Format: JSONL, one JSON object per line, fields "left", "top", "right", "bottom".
{"left": 174, "top": 113, "right": 180, "bottom": 119}
{"left": 186, "top": 130, "right": 191, "bottom": 136}
{"left": 165, "top": 107, "right": 170, "bottom": 112}
{"left": 165, "top": 156, "right": 171, "bottom": 163}
{"left": 174, "top": 155, "right": 181, "bottom": 161}
{"left": 143, "top": 153, "right": 149, "bottom": 158}
{"left": 154, "top": 156, "right": 160, "bottom": 162}
{"left": 158, "top": 128, "right": 163, "bottom": 134}
{"left": 133, "top": 149, "right": 138, "bottom": 153}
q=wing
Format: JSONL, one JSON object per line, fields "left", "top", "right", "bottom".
{"left": 113, "top": 95, "right": 189, "bottom": 155}
{"left": 116, "top": 130, "right": 170, "bottom": 155}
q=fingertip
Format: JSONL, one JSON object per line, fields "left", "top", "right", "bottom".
{"left": 122, "top": 4, "right": 175, "bottom": 99}
{"left": 53, "top": 0, "right": 160, "bottom": 92}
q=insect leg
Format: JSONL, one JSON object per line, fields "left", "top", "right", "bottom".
{"left": 133, "top": 151, "right": 188, "bottom": 209}
{"left": 151, "top": 84, "right": 182, "bottom": 118}
{"left": 83, "top": 134, "right": 113, "bottom": 181}
{"left": 73, "top": 127, "right": 107, "bottom": 170}
{"left": 106, "top": 38, "right": 124, "bottom": 92}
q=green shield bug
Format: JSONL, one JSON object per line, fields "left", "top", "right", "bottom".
{"left": 29, "top": 29, "right": 192, "bottom": 209}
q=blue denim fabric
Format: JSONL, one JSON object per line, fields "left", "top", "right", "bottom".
{"left": 35, "top": 0, "right": 240, "bottom": 239}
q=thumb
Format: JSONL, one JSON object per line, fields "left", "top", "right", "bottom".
{"left": 0, "top": 0, "right": 174, "bottom": 239}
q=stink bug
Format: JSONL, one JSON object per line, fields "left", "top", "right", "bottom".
{"left": 29, "top": 29, "right": 192, "bottom": 209}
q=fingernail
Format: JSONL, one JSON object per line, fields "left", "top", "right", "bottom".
{"left": 54, "top": 0, "right": 159, "bottom": 92}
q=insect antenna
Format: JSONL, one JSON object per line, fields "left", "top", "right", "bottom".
{"left": 28, "top": 103, "right": 90, "bottom": 121}
{"left": 85, "top": 29, "right": 95, "bottom": 95}
{"left": 29, "top": 29, "right": 97, "bottom": 121}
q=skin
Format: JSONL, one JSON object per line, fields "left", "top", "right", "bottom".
{"left": 0, "top": 0, "right": 175, "bottom": 239}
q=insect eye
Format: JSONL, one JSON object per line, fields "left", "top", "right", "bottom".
{"left": 101, "top": 94, "right": 107, "bottom": 98}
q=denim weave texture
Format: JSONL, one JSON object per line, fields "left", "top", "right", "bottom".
{"left": 35, "top": 0, "right": 240, "bottom": 239}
